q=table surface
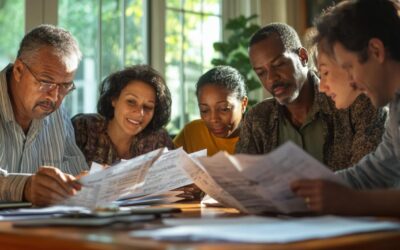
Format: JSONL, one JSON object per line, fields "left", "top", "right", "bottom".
{"left": 0, "top": 202, "right": 400, "bottom": 250}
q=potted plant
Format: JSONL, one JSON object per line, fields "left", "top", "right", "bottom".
{"left": 211, "top": 14, "right": 261, "bottom": 106}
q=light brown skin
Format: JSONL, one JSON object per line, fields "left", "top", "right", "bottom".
{"left": 107, "top": 81, "right": 156, "bottom": 159}
{"left": 10, "top": 47, "right": 81, "bottom": 206}
{"left": 24, "top": 167, "right": 81, "bottom": 206}
{"left": 291, "top": 38, "right": 400, "bottom": 216}
{"left": 317, "top": 46, "right": 361, "bottom": 109}
{"left": 333, "top": 39, "right": 400, "bottom": 108}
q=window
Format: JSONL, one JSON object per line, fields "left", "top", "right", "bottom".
{"left": 0, "top": 0, "right": 24, "bottom": 69}
{"left": 58, "top": 0, "right": 147, "bottom": 116}
{"left": 5, "top": 0, "right": 223, "bottom": 135}
{"left": 165, "top": 0, "right": 222, "bottom": 134}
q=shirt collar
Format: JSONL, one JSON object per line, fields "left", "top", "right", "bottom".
{"left": 0, "top": 64, "right": 48, "bottom": 127}
{"left": 275, "top": 71, "right": 329, "bottom": 121}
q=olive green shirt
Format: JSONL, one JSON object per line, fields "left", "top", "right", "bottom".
{"left": 278, "top": 108, "right": 325, "bottom": 164}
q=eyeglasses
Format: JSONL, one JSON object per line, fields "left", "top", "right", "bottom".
{"left": 19, "top": 59, "right": 76, "bottom": 96}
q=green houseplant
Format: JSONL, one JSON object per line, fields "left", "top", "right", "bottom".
{"left": 211, "top": 14, "right": 261, "bottom": 106}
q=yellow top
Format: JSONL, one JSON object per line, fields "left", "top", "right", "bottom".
{"left": 173, "top": 119, "right": 239, "bottom": 156}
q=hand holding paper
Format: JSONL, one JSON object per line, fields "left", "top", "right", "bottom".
{"left": 61, "top": 147, "right": 198, "bottom": 208}
{"left": 182, "top": 142, "right": 347, "bottom": 214}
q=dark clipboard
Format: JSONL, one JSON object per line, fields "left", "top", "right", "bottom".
{"left": 0, "top": 202, "right": 32, "bottom": 210}
{"left": 12, "top": 214, "right": 155, "bottom": 227}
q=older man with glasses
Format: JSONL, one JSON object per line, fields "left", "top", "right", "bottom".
{"left": 0, "top": 24, "right": 88, "bottom": 206}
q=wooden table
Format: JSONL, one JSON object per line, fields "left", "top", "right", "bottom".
{"left": 0, "top": 202, "right": 400, "bottom": 250}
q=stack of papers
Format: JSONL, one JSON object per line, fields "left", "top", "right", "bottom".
{"left": 131, "top": 216, "right": 400, "bottom": 243}
{"left": 114, "top": 191, "right": 185, "bottom": 206}
{"left": 13, "top": 214, "right": 155, "bottom": 227}
{"left": 60, "top": 147, "right": 204, "bottom": 208}
{"left": 0, "top": 205, "right": 182, "bottom": 227}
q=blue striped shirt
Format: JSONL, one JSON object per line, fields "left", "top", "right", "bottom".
{"left": 0, "top": 65, "right": 89, "bottom": 201}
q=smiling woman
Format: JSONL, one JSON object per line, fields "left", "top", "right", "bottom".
{"left": 71, "top": 65, "right": 174, "bottom": 166}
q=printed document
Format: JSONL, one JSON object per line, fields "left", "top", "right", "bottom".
{"left": 61, "top": 147, "right": 197, "bottom": 208}
{"left": 181, "top": 141, "right": 346, "bottom": 214}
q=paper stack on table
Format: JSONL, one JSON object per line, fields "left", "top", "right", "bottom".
{"left": 131, "top": 216, "right": 400, "bottom": 243}
{"left": 114, "top": 191, "right": 185, "bottom": 206}
{"left": 60, "top": 147, "right": 204, "bottom": 208}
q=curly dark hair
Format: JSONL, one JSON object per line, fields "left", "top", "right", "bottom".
{"left": 249, "top": 22, "right": 302, "bottom": 53}
{"left": 97, "top": 65, "right": 171, "bottom": 133}
{"left": 314, "top": 0, "right": 400, "bottom": 63}
{"left": 195, "top": 65, "right": 247, "bottom": 100}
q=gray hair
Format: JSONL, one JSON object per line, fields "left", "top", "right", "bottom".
{"left": 17, "top": 24, "right": 82, "bottom": 71}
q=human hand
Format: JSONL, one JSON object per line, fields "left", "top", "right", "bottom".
{"left": 23, "top": 166, "right": 82, "bottom": 206}
{"left": 76, "top": 170, "right": 89, "bottom": 179}
{"left": 291, "top": 179, "right": 357, "bottom": 215}
{"left": 174, "top": 184, "right": 204, "bottom": 201}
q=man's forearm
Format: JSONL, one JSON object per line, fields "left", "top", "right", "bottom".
{"left": 355, "top": 189, "right": 400, "bottom": 216}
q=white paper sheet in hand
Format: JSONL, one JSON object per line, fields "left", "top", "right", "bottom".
{"left": 61, "top": 148, "right": 165, "bottom": 208}
{"left": 61, "top": 148, "right": 194, "bottom": 208}
{"left": 180, "top": 155, "right": 250, "bottom": 213}
{"left": 239, "top": 141, "right": 346, "bottom": 213}
{"left": 130, "top": 148, "right": 195, "bottom": 197}
{"left": 184, "top": 142, "right": 346, "bottom": 214}
{"left": 131, "top": 216, "right": 400, "bottom": 243}
{"left": 197, "top": 153, "right": 278, "bottom": 214}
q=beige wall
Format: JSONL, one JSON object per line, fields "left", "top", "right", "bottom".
{"left": 259, "top": 0, "right": 307, "bottom": 38}
{"left": 246, "top": 0, "right": 308, "bottom": 99}
{"left": 25, "top": 0, "right": 58, "bottom": 32}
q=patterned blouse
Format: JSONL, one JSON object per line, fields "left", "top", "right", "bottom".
{"left": 71, "top": 113, "right": 174, "bottom": 166}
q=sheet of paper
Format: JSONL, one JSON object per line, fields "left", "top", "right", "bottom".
{"left": 62, "top": 148, "right": 194, "bottom": 208}
{"left": 186, "top": 142, "right": 346, "bottom": 214}
{"left": 128, "top": 148, "right": 194, "bottom": 197}
{"left": 200, "top": 195, "right": 223, "bottom": 207}
{"left": 88, "top": 162, "right": 105, "bottom": 174}
{"left": 188, "top": 149, "right": 207, "bottom": 158}
{"left": 131, "top": 216, "right": 400, "bottom": 243}
{"left": 13, "top": 214, "right": 155, "bottom": 227}
{"left": 118, "top": 190, "right": 184, "bottom": 201}
{"left": 115, "top": 196, "right": 184, "bottom": 206}
{"left": 197, "top": 152, "right": 278, "bottom": 214}
{"left": 180, "top": 155, "right": 249, "bottom": 213}
{"left": 239, "top": 141, "right": 346, "bottom": 213}
{"left": 61, "top": 148, "right": 165, "bottom": 208}
{"left": 163, "top": 215, "right": 279, "bottom": 226}
{"left": 115, "top": 191, "right": 184, "bottom": 206}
